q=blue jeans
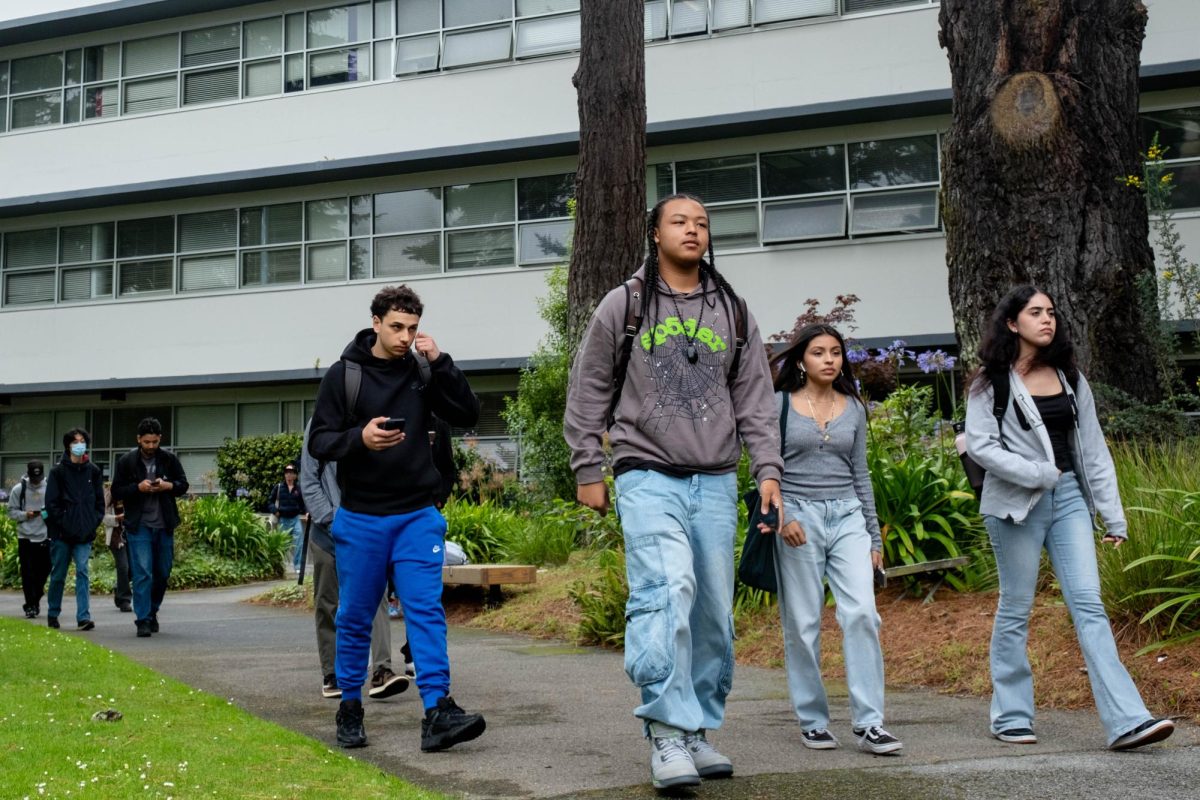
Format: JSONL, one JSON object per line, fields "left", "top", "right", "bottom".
{"left": 614, "top": 470, "right": 738, "bottom": 735}
{"left": 986, "top": 472, "right": 1151, "bottom": 745}
{"left": 47, "top": 540, "right": 92, "bottom": 624}
{"left": 775, "top": 496, "right": 885, "bottom": 731}
{"left": 127, "top": 526, "right": 175, "bottom": 623}
{"left": 332, "top": 506, "right": 447, "bottom": 708}
{"left": 279, "top": 516, "right": 303, "bottom": 570}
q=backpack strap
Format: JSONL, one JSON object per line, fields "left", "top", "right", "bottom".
{"left": 413, "top": 349, "right": 432, "bottom": 387}
{"left": 726, "top": 295, "right": 749, "bottom": 385}
{"left": 342, "top": 360, "right": 362, "bottom": 427}
{"left": 16, "top": 477, "right": 27, "bottom": 511}
{"left": 607, "top": 276, "right": 644, "bottom": 429}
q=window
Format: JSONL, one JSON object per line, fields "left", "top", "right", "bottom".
{"left": 517, "top": 173, "right": 574, "bottom": 265}
{"left": 123, "top": 35, "right": 179, "bottom": 77}
{"left": 117, "top": 259, "right": 172, "bottom": 296}
{"left": 61, "top": 265, "right": 113, "bottom": 302}
{"left": 309, "top": 46, "right": 371, "bottom": 87}
{"left": 241, "top": 204, "right": 303, "bottom": 246}
{"left": 676, "top": 156, "right": 758, "bottom": 203}
{"left": 1141, "top": 106, "right": 1200, "bottom": 212}
{"left": 670, "top": 1, "right": 709, "bottom": 36}
{"left": 241, "top": 248, "right": 302, "bottom": 286}
{"left": 375, "top": 188, "right": 441, "bottom": 233}
{"left": 761, "top": 145, "right": 846, "bottom": 196}
{"left": 60, "top": 223, "right": 114, "bottom": 263}
{"left": 308, "top": 4, "right": 372, "bottom": 49}
{"left": 442, "top": 27, "right": 512, "bottom": 69}
{"left": 178, "top": 211, "right": 237, "bottom": 292}
{"left": 117, "top": 217, "right": 174, "bottom": 258}
{"left": 754, "top": 0, "right": 837, "bottom": 25}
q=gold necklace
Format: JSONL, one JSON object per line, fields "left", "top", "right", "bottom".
{"left": 803, "top": 390, "right": 837, "bottom": 443}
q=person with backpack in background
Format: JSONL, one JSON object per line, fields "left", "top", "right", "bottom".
{"left": 564, "top": 193, "right": 783, "bottom": 791}
{"left": 102, "top": 482, "right": 133, "bottom": 613}
{"left": 965, "top": 285, "right": 1174, "bottom": 752}
{"left": 44, "top": 429, "right": 105, "bottom": 631}
{"left": 8, "top": 459, "right": 51, "bottom": 619}
{"left": 308, "top": 284, "right": 483, "bottom": 752}
{"left": 268, "top": 464, "right": 306, "bottom": 573}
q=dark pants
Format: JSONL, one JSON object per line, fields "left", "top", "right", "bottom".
{"left": 17, "top": 538, "right": 51, "bottom": 611}
{"left": 110, "top": 542, "right": 131, "bottom": 606}
{"left": 127, "top": 526, "right": 174, "bottom": 623}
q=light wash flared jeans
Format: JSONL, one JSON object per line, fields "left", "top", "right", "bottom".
{"left": 986, "top": 472, "right": 1152, "bottom": 745}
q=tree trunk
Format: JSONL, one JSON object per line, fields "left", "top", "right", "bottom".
{"left": 939, "top": 0, "right": 1161, "bottom": 400}
{"left": 568, "top": 0, "right": 646, "bottom": 353}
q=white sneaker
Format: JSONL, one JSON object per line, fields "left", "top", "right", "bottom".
{"left": 649, "top": 731, "right": 700, "bottom": 790}
{"left": 683, "top": 730, "right": 733, "bottom": 779}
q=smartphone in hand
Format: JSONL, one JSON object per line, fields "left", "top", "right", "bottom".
{"left": 380, "top": 417, "right": 406, "bottom": 431}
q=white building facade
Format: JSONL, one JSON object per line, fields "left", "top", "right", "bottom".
{"left": 1, "top": 0, "right": 1198, "bottom": 486}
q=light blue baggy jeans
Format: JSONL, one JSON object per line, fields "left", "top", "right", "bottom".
{"left": 986, "top": 472, "right": 1152, "bottom": 745}
{"left": 775, "top": 496, "right": 885, "bottom": 731}
{"left": 614, "top": 469, "right": 738, "bottom": 735}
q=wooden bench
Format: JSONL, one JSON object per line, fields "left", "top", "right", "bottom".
{"left": 442, "top": 564, "right": 537, "bottom": 603}
{"left": 882, "top": 556, "right": 971, "bottom": 603}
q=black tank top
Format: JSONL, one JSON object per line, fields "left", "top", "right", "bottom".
{"left": 1032, "top": 393, "right": 1073, "bottom": 473}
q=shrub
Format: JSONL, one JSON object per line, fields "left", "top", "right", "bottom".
{"left": 452, "top": 438, "right": 515, "bottom": 504}
{"left": 1101, "top": 440, "right": 1200, "bottom": 648}
{"left": 570, "top": 548, "right": 629, "bottom": 648}
{"left": 1091, "top": 383, "right": 1197, "bottom": 442}
{"left": 184, "top": 495, "right": 289, "bottom": 573}
{"left": 442, "top": 496, "right": 515, "bottom": 564}
{"left": 0, "top": 506, "right": 20, "bottom": 588}
{"left": 215, "top": 433, "right": 304, "bottom": 511}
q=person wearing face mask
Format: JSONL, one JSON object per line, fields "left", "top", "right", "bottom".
{"left": 111, "top": 417, "right": 189, "bottom": 638}
{"left": 44, "top": 429, "right": 105, "bottom": 631}
{"left": 8, "top": 459, "right": 51, "bottom": 619}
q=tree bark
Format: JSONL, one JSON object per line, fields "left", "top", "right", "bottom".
{"left": 939, "top": 0, "right": 1161, "bottom": 400}
{"left": 568, "top": 0, "right": 646, "bottom": 353}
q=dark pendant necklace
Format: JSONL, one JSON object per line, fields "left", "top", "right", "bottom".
{"left": 665, "top": 278, "right": 704, "bottom": 364}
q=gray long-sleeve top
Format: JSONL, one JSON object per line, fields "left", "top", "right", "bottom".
{"left": 965, "top": 369, "right": 1126, "bottom": 538}
{"left": 7, "top": 476, "right": 48, "bottom": 541}
{"left": 564, "top": 266, "right": 783, "bottom": 486}
{"left": 300, "top": 419, "right": 340, "bottom": 555}
{"left": 778, "top": 393, "right": 882, "bottom": 551}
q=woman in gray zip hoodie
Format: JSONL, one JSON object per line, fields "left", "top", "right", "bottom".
{"left": 965, "top": 285, "right": 1172, "bottom": 751}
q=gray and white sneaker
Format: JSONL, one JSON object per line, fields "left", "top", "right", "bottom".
{"left": 853, "top": 725, "right": 903, "bottom": 755}
{"left": 683, "top": 730, "right": 733, "bottom": 779}
{"left": 648, "top": 726, "right": 700, "bottom": 790}
{"left": 801, "top": 727, "right": 839, "bottom": 750}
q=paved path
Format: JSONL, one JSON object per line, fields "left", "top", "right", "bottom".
{"left": 12, "top": 584, "right": 1200, "bottom": 799}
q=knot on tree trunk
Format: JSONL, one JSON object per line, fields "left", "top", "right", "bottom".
{"left": 990, "top": 71, "right": 1061, "bottom": 148}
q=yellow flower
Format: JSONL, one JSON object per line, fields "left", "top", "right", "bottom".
{"left": 1160, "top": 173, "right": 1174, "bottom": 185}
{"left": 1163, "top": 270, "right": 1174, "bottom": 280}
{"left": 1123, "top": 175, "right": 1144, "bottom": 188}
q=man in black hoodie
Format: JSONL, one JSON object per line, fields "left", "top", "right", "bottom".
{"left": 111, "top": 417, "right": 189, "bottom": 638}
{"left": 308, "top": 285, "right": 483, "bottom": 753}
{"left": 44, "top": 428, "right": 105, "bottom": 630}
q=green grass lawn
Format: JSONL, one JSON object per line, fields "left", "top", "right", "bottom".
{"left": 0, "top": 618, "right": 445, "bottom": 800}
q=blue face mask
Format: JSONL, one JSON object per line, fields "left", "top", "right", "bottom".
{"left": 69, "top": 442, "right": 88, "bottom": 458}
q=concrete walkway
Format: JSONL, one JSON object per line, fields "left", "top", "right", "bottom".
{"left": 13, "top": 583, "right": 1200, "bottom": 800}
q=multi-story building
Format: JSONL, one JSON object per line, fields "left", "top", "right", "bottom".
{"left": 1, "top": 0, "right": 1198, "bottom": 488}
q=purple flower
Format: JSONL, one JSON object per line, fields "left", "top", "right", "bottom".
{"left": 846, "top": 346, "right": 869, "bottom": 365}
{"left": 916, "top": 349, "right": 957, "bottom": 374}
{"left": 235, "top": 487, "right": 250, "bottom": 498}
{"left": 876, "top": 339, "right": 916, "bottom": 367}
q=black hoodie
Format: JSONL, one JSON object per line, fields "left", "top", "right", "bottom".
{"left": 307, "top": 329, "right": 480, "bottom": 516}
{"left": 44, "top": 454, "right": 104, "bottom": 544}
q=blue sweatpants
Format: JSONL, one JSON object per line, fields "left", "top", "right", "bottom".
{"left": 332, "top": 505, "right": 448, "bottom": 709}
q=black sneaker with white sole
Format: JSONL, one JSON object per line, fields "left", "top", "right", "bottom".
{"left": 993, "top": 727, "right": 1037, "bottom": 744}
{"left": 854, "top": 725, "right": 904, "bottom": 754}
{"left": 322, "top": 674, "right": 342, "bottom": 699}
{"left": 801, "top": 728, "right": 839, "bottom": 750}
{"left": 368, "top": 666, "right": 409, "bottom": 699}
{"left": 1110, "top": 718, "right": 1174, "bottom": 751}
{"left": 420, "top": 696, "right": 485, "bottom": 752}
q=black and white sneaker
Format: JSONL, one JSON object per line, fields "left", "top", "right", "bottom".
{"left": 1110, "top": 718, "right": 1174, "bottom": 751}
{"left": 854, "top": 725, "right": 904, "bottom": 755}
{"left": 801, "top": 728, "right": 839, "bottom": 750}
{"left": 993, "top": 728, "right": 1037, "bottom": 744}
{"left": 322, "top": 674, "right": 342, "bottom": 699}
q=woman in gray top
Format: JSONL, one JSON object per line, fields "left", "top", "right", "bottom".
{"left": 965, "top": 285, "right": 1173, "bottom": 751}
{"left": 762, "top": 323, "right": 901, "bottom": 756}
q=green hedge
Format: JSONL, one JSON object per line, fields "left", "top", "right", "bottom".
{"left": 215, "top": 433, "right": 304, "bottom": 511}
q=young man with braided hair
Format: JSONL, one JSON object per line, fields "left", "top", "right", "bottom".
{"left": 565, "top": 193, "right": 784, "bottom": 790}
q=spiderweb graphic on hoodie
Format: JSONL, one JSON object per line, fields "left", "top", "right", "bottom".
{"left": 634, "top": 308, "right": 731, "bottom": 435}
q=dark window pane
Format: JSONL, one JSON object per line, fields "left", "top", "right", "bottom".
{"left": 518, "top": 173, "right": 575, "bottom": 220}
{"left": 112, "top": 407, "right": 173, "bottom": 447}
{"left": 849, "top": 135, "right": 938, "bottom": 189}
{"left": 761, "top": 145, "right": 846, "bottom": 197}
{"left": 1140, "top": 107, "right": 1200, "bottom": 160}
{"left": 117, "top": 217, "right": 174, "bottom": 257}
{"left": 675, "top": 155, "right": 757, "bottom": 203}
{"left": 240, "top": 204, "right": 302, "bottom": 246}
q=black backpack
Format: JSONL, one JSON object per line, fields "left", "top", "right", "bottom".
{"left": 606, "top": 275, "right": 749, "bottom": 428}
